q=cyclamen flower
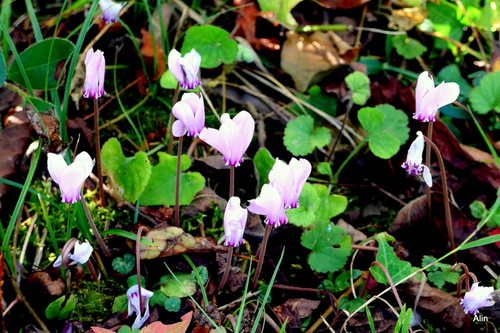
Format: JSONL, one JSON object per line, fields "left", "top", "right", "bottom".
{"left": 83, "top": 48, "right": 106, "bottom": 99}
{"left": 224, "top": 197, "right": 248, "bottom": 247}
{"left": 414, "top": 71, "right": 460, "bottom": 122}
{"left": 199, "top": 111, "right": 255, "bottom": 167}
{"left": 401, "top": 131, "right": 432, "bottom": 187}
{"left": 247, "top": 184, "right": 287, "bottom": 227}
{"left": 53, "top": 239, "right": 93, "bottom": 268}
{"left": 172, "top": 93, "right": 205, "bottom": 137}
{"left": 168, "top": 49, "right": 201, "bottom": 89}
{"left": 47, "top": 151, "right": 95, "bottom": 203}
{"left": 269, "top": 158, "right": 312, "bottom": 209}
{"left": 461, "top": 282, "right": 495, "bottom": 315}
{"left": 127, "top": 285, "right": 154, "bottom": 329}
{"left": 99, "top": 0, "right": 125, "bottom": 23}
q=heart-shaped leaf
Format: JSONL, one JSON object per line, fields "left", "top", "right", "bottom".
{"left": 284, "top": 115, "right": 331, "bottom": 156}
{"left": 8, "top": 38, "right": 74, "bottom": 90}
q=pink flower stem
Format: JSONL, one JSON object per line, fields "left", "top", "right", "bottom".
{"left": 217, "top": 246, "right": 233, "bottom": 292}
{"left": 167, "top": 84, "right": 180, "bottom": 155}
{"left": 229, "top": 165, "right": 235, "bottom": 198}
{"left": 175, "top": 135, "right": 183, "bottom": 227}
{"left": 425, "top": 122, "right": 433, "bottom": 228}
{"left": 81, "top": 197, "right": 111, "bottom": 257}
{"left": 86, "top": 260, "right": 98, "bottom": 281}
{"left": 252, "top": 223, "right": 272, "bottom": 289}
{"left": 136, "top": 226, "right": 148, "bottom": 312}
{"left": 93, "top": 99, "right": 105, "bottom": 207}
{"left": 423, "top": 135, "right": 456, "bottom": 262}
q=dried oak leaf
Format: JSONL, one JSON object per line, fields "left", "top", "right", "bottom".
{"left": 273, "top": 298, "right": 320, "bottom": 330}
{"left": 134, "top": 227, "right": 226, "bottom": 260}
{"left": 281, "top": 31, "right": 359, "bottom": 92}
{"left": 399, "top": 277, "right": 464, "bottom": 329}
{"left": 27, "top": 271, "right": 65, "bottom": 296}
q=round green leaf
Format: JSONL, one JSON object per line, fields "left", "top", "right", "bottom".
{"left": 392, "top": 35, "right": 427, "bottom": 59}
{"left": 181, "top": 26, "right": 238, "bottom": 68}
{"left": 345, "top": 72, "right": 371, "bottom": 106}
{"left": 368, "top": 132, "right": 401, "bottom": 159}
{"left": 112, "top": 253, "right": 135, "bottom": 274}
{"left": 284, "top": 115, "right": 331, "bottom": 156}
{"left": 469, "top": 71, "right": 500, "bottom": 114}
{"left": 160, "top": 273, "right": 197, "bottom": 298}
{"left": 8, "top": 38, "right": 74, "bottom": 90}
{"left": 374, "top": 104, "right": 410, "bottom": 145}
{"left": 358, "top": 107, "right": 384, "bottom": 133}
{"left": 253, "top": 148, "right": 276, "bottom": 188}
{"left": 287, "top": 183, "right": 319, "bottom": 227}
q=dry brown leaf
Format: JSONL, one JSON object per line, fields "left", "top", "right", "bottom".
{"left": 27, "top": 271, "right": 65, "bottom": 296}
{"left": 135, "top": 227, "right": 226, "bottom": 260}
{"left": 274, "top": 298, "right": 321, "bottom": 330}
{"left": 140, "top": 28, "right": 166, "bottom": 80}
{"left": 388, "top": 7, "right": 427, "bottom": 31}
{"left": 281, "top": 31, "right": 358, "bottom": 92}
{"left": 141, "top": 311, "right": 192, "bottom": 333}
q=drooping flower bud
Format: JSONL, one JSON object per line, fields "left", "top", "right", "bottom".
{"left": 224, "top": 197, "right": 247, "bottom": 247}
{"left": 126, "top": 285, "right": 154, "bottom": 329}
{"left": 83, "top": 48, "right": 106, "bottom": 99}
{"left": 401, "top": 131, "right": 432, "bottom": 187}
{"left": 168, "top": 49, "right": 201, "bottom": 89}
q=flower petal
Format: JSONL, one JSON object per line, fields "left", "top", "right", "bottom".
{"left": 199, "top": 127, "right": 232, "bottom": 165}
{"left": 70, "top": 240, "right": 93, "bottom": 264}
{"left": 168, "top": 49, "right": 184, "bottom": 86}
{"left": 247, "top": 184, "right": 287, "bottom": 226}
{"left": 172, "top": 120, "right": 188, "bottom": 137}
{"left": 224, "top": 196, "right": 247, "bottom": 246}
{"left": 47, "top": 153, "right": 68, "bottom": 185}
{"left": 422, "top": 165, "right": 433, "bottom": 187}
{"left": 415, "top": 71, "right": 434, "bottom": 116}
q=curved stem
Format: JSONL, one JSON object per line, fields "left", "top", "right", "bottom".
{"left": 423, "top": 135, "right": 456, "bottom": 261}
{"left": 332, "top": 139, "right": 368, "bottom": 183}
{"left": 81, "top": 197, "right": 111, "bottom": 257}
{"left": 252, "top": 224, "right": 272, "bottom": 289}
{"left": 94, "top": 99, "right": 105, "bottom": 206}
{"left": 136, "top": 226, "right": 148, "bottom": 312}
{"left": 217, "top": 246, "right": 233, "bottom": 292}
{"left": 175, "top": 136, "right": 184, "bottom": 227}
{"left": 229, "top": 165, "right": 235, "bottom": 198}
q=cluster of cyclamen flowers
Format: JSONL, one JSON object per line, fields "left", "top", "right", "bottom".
{"left": 401, "top": 71, "right": 460, "bottom": 187}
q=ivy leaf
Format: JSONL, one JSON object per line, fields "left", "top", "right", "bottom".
{"left": 181, "top": 26, "right": 238, "bottom": 68}
{"left": 338, "top": 297, "right": 366, "bottom": 313}
{"left": 345, "top": 72, "right": 371, "bottom": 106}
{"left": 164, "top": 297, "right": 181, "bottom": 312}
{"left": 392, "top": 34, "right": 427, "bottom": 59}
{"left": 314, "top": 184, "right": 348, "bottom": 222}
{"left": 140, "top": 153, "right": 205, "bottom": 206}
{"left": 284, "top": 115, "right": 331, "bottom": 156}
{"left": 469, "top": 71, "right": 500, "bottom": 114}
{"left": 287, "top": 183, "right": 319, "bottom": 227}
{"left": 369, "top": 234, "right": 412, "bottom": 284}
{"left": 101, "top": 138, "right": 152, "bottom": 203}
{"left": 253, "top": 148, "right": 276, "bottom": 188}
{"left": 112, "top": 294, "right": 128, "bottom": 313}
{"left": 358, "top": 105, "right": 409, "bottom": 159}
{"left": 112, "top": 253, "right": 135, "bottom": 274}
{"left": 301, "top": 221, "right": 351, "bottom": 273}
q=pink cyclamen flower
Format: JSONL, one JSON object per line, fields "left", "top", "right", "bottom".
{"left": 127, "top": 285, "right": 154, "bottom": 329}
{"left": 199, "top": 111, "right": 255, "bottom": 167}
{"left": 83, "top": 48, "right": 106, "bottom": 99}
{"left": 247, "top": 184, "right": 287, "bottom": 227}
{"left": 172, "top": 93, "right": 205, "bottom": 137}
{"left": 168, "top": 49, "right": 201, "bottom": 89}
{"left": 269, "top": 158, "right": 312, "bottom": 209}
{"left": 224, "top": 197, "right": 248, "bottom": 247}
{"left": 461, "top": 282, "right": 495, "bottom": 315}
{"left": 414, "top": 71, "right": 460, "bottom": 122}
{"left": 401, "top": 131, "right": 432, "bottom": 187}
{"left": 53, "top": 239, "right": 93, "bottom": 267}
{"left": 47, "top": 151, "right": 95, "bottom": 203}
{"left": 99, "top": 0, "right": 125, "bottom": 23}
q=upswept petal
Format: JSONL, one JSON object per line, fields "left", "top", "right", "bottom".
{"left": 83, "top": 48, "right": 106, "bottom": 98}
{"left": 127, "top": 285, "right": 154, "bottom": 329}
{"left": 47, "top": 153, "right": 68, "bottom": 185}
{"left": 199, "top": 127, "right": 232, "bottom": 163}
{"left": 418, "top": 81, "right": 460, "bottom": 122}
{"left": 415, "top": 71, "right": 434, "bottom": 116}
{"left": 179, "top": 49, "right": 201, "bottom": 89}
{"left": 59, "top": 155, "right": 94, "bottom": 203}
{"left": 172, "top": 120, "right": 188, "bottom": 137}
{"left": 221, "top": 119, "right": 247, "bottom": 165}
{"left": 173, "top": 101, "right": 197, "bottom": 136}
{"left": 289, "top": 158, "right": 312, "bottom": 208}
{"left": 224, "top": 197, "right": 247, "bottom": 246}
{"left": 71, "top": 240, "right": 93, "bottom": 264}
{"left": 74, "top": 151, "right": 95, "bottom": 176}
{"left": 99, "top": 0, "right": 125, "bottom": 23}
{"left": 422, "top": 166, "right": 433, "bottom": 188}
{"left": 268, "top": 159, "right": 293, "bottom": 206}
{"left": 247, "top": 184, "right": 287, "bottom": 226}
{"left": 177, "top": 93, "right": 204, "bottom": 136}
{"left": 168, "top": 49, "right": 184, "bottom": 86}
{"left": 232, "top": 111, "right": 254, "bottom": 154}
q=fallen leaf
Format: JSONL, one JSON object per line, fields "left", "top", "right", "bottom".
{"left": 182, "top": 187, "right": 227, "bottom": 217}
{"left": 134, "top": 227, "right": 226, "bottom": 260}
{"left": 27, "top": 271, "right": 65, "bottom": 296}
{"left": 140, "top": 28, "right": 166, "bottom": 80}
{"left": 273, "top": 298, "right": 321, "bottom": 330}
{"left": 27, "top": 109, "right": 65, "bottom": 153}
{"left": 281, "top": 31, "right": 358, "bottom": 92}
{"left": 91, "top": 328, "right": 113, "bottom": 333}
{"left": 140, "top": 311, "right": 192, "bottom": 333}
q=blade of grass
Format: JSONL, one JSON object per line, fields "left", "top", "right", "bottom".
{"left": 183, "top": 254, "right": 209, "bottom": 306}
{"left": 235, "top": 258, "right": 253, "bottom": 333}
{"left": 251, "top": 247, "right": 285, "bottom": 333}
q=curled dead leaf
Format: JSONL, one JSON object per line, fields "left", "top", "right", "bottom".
{"left": 281, "top": 31, "right": 359, "bottom": 92}
{"left": 132, "top": 227, "right": 226, "bottom": 260}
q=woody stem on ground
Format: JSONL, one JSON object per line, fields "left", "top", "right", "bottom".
{"left": 81, "top": 196, "right": 111, "bottom": 257}
{"left": 94, "top": 99, "right": 105, "bottom": 206}
{"left": 423, "top": 135, "right": 456, "bottom": 261}
{"left": 175, "top": 135, "right": 183, "bottom": 227}
{"left": 217, "top": 246, "right": 233, "bottom": 292}
{"left": 252, "top": 223, "right": 272, "bottom": 290}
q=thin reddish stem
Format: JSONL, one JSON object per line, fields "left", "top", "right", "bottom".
{"left": 252, "top": 223, "right": 272, "bottom": 289}
{"left": 175, "top": 136, "right": 184, "bottom": 227}
{"left": 93, "top": 99, "right": 105, "bottom": 206}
